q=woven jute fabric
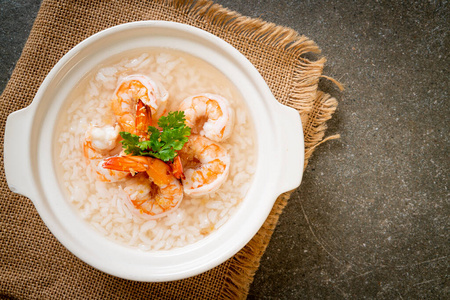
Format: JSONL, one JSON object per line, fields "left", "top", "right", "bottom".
{"left": 0, "top": 0, "right": 338, "bottom": 299}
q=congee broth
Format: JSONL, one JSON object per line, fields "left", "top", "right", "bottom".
{"left": 55, "top": 48, "right": 256, "bottom": 251}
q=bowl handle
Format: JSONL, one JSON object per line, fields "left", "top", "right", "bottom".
{"left": 4, "top": 106, "right": 37, "bottom": 200}
{"left": 274, "top": 102, "right": 305, "bottom": 194}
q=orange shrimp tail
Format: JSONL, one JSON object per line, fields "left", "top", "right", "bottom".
{"left": 102, "top": 156, "right": 149, "bottom": 173}
{"left": 135, "top": 99, "right": 152, "bottom": 138}
{"left": 103, "top": 156, "right": 176, "bottom": 187}
{"left": 170, "top": 155, "right": 185, "bottom": 180}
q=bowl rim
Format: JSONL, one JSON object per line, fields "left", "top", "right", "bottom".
{"left": 4, "top": 20, "right": 304, "bottom": 281}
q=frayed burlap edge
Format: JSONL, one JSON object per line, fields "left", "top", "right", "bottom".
{"left": 161, "top": 1, "right": 340, "bottom": 298}
{"left": 219, "top": 92, "right": 339, "bottom": 300}
{"left": 1, "top": 0, "right": 339, "bottom": 298}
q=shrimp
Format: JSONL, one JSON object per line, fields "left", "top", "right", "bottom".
{"left": 102, "top": 156, "right": 183, "bottom": 219}
{"left": 169, "top": 155, "right": 185, "bottom": 180}
{"left": 178, "top": 134, "right": 230, "bottom": 196}
{"left": 111, "top": 75, "right": 168, "bottom": 134}
{"left": 135, "top": 99, "right": 153, "bottom": 138}
{"left": 83, "top": 124, "right": 130, "bottom": 182}
{"left": 179, "top": 93, "right": 234, "bottom": 142}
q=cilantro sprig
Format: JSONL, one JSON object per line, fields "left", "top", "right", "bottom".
{"left": 120, "top": 111, "right": 191, "bottom": 162}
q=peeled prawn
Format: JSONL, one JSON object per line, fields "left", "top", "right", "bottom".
{"left": 179, "top": 93, "right": 234, "bottom": 142}
{"left": 102, "top": 156, "right": 183, "bottom": 219}
{"left": 83, "top": 124, "right": 130, "bottom": 182}
{"left": 84, "top": 124, "right": 120, "bottom": 159}
{"left": 111, "top": 75, "right": 168, "bottom": 134}
{"left": 178, "top": 134, "right": 230, "bottom": 196}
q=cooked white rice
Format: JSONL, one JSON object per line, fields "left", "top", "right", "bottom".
{"left": 55, "top": 48, "right": 256, "bottom": 251}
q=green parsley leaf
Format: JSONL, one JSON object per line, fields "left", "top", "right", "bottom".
{"left": 157, "top": 111, "right": 187, "bottom": 129}
{"left": 119, "top": 111, "right": 191, "bottom": 162}
{"left": 120, "top": 131, "right": 142, "bottom": 156}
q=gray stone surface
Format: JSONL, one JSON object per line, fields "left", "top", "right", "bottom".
{"left": 1, "top": 0, "right": 448, "bottom": 299}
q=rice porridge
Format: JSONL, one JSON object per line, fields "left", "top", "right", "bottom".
{"left": 55, "top": 48, "right": 256, "bottom": 251}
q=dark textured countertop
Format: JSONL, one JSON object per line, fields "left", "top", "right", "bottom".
{"left": 1, "top": 0, "right": 448, "bottom": 299}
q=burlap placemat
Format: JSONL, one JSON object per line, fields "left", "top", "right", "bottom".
{"left": 0, "top": 0, "right": 339, "bottom": 298}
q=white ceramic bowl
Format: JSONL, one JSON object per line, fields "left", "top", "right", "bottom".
{"left": 4, "top": 21, "right": 304, "bottom": 281}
